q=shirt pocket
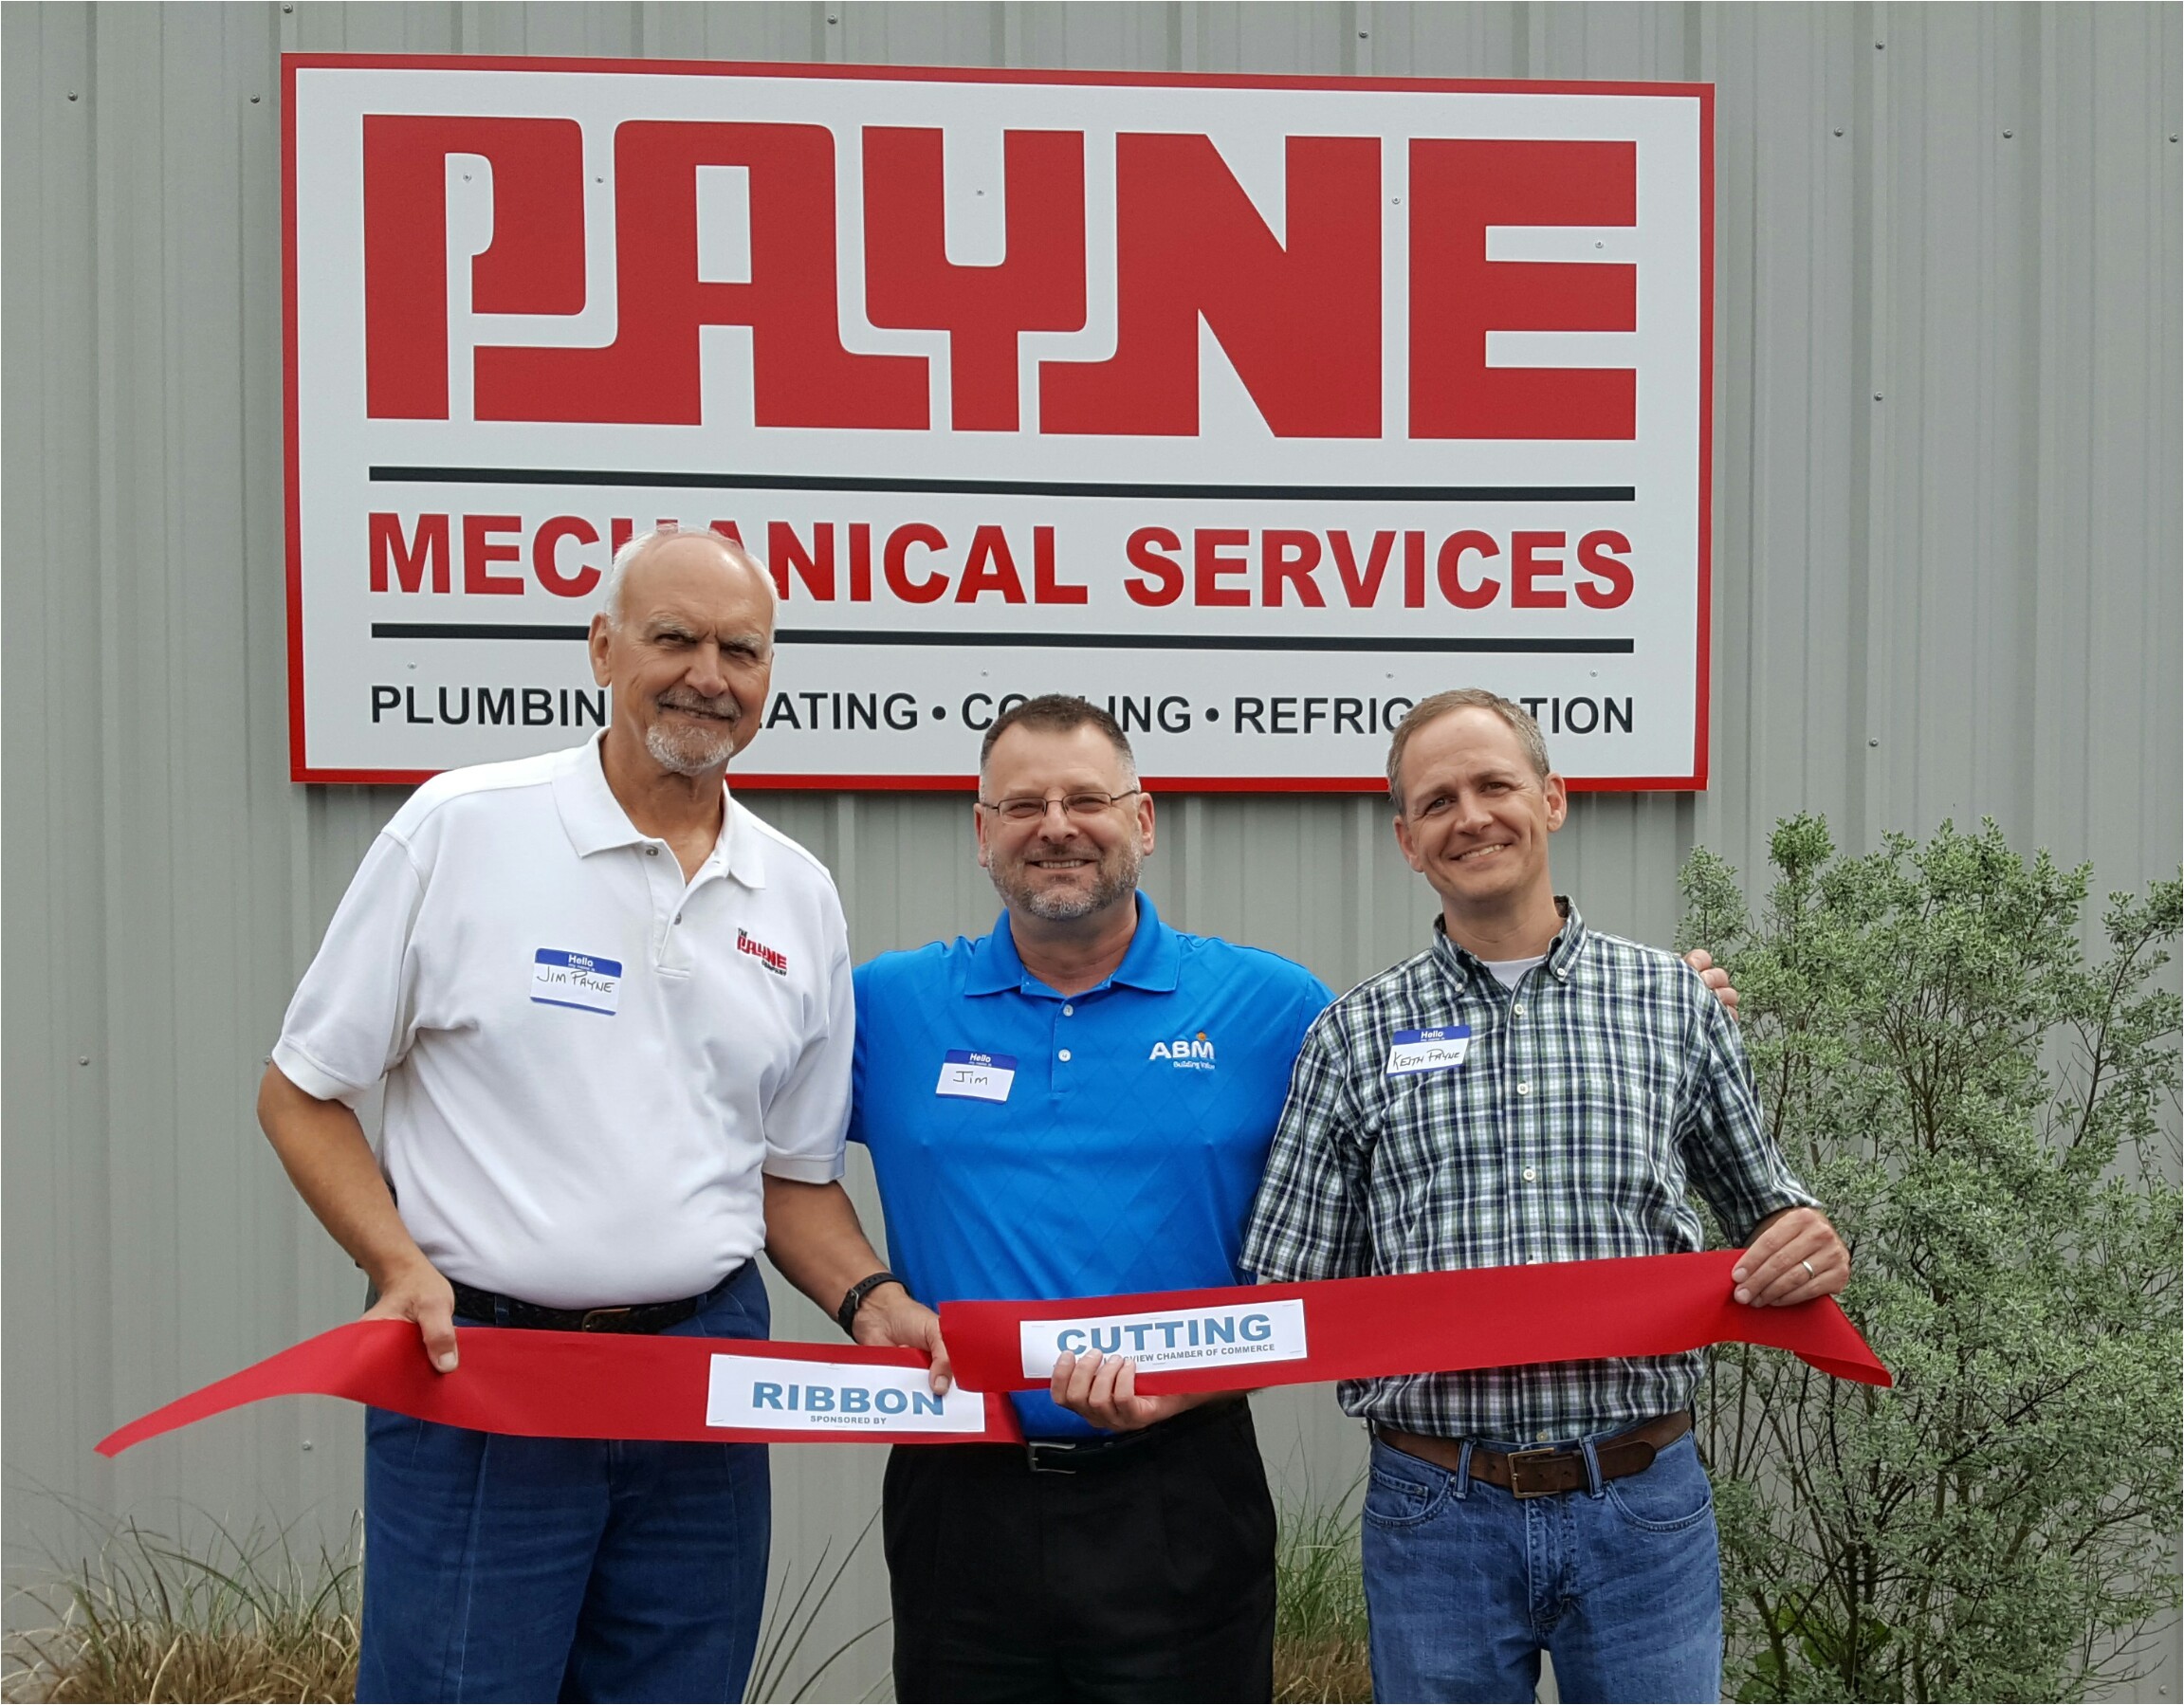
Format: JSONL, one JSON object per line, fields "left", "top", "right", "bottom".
{"left": 1569, "top": 1051, "right": 1687, "bottom": 1230}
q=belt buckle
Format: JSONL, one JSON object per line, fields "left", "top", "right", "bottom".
{"left": 1505, "top": 1445, "right": 1567, "bottom": 1499}
{"left": 578, "top": 1306, "right": 634, "bottom": 1332}
{"left": 1025, "top": 1440, "right": 1081, "bottom": 1476}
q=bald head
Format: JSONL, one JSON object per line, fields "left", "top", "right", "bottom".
{"left": 603, "top": 527, "right": 775, "bottom": 636}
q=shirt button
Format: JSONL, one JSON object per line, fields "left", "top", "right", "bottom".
{"left": 645, "top": 846, "right": 659, "bottom": 857}
{"left": 1058, "top": 1049, "right": 1073, "bottom": 1062}
{"left": 1522, "top": 1166, "right": 1536, "bottom": 1182}
{"left": 1536, "top": 1431, "right": 1551, "bottom": 1442}
{"left": 1062, "top": 1004, "right": 1074, "bottom": 1016}
{"left": 673, "top": 914, "right": 683, "bottom": 925}
{"left": 1516, "top": 1083, "right": 1530, "bottom": 1096}
{"left": 1513, "top": 1003, "right": 1524, "bottom": 1017}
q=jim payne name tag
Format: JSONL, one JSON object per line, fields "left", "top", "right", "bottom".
{"left": 1386, "top": 1025, "right": 1471, "bottom": 1075}
{"left": 1019, "top": 1299, "right": 1310, "bottom": 1381}
{"left": 934, "top": 1050, "right": 1016, "bottom": 1102}
{"left": 705, "top": 1354, "right": 988, "bottom": 1436}
{"left": 531, "top": 949, "right": 622, "bottom": 1016}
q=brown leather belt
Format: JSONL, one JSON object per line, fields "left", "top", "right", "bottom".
{"left": 1375, "top": 1410, "right": 1691, "bottom": 1499}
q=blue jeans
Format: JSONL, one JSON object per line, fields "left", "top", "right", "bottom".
{"left": 1361, "top": 1428, "right": 1722, "bottom": 1704}
{"left": 357, "top": 1261, "right": 771, "bottom": 1703}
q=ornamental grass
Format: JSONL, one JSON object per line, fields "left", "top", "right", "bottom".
{"left": 3, "top": 1514, "right": 360, "bottom": 1703}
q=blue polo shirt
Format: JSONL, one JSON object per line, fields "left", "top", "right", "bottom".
{"left": 850, "top": 892, "right": 1332, "bottom": 1438}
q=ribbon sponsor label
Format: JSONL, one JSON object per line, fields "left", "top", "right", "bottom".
{"left": 934, "top": 1050, "right": 1016, "bottom": 1102}
{"left": 1019, "top": 1298, "right": 1309, "bottom": 1380}
{"left": 705, "top": 1353, "right": 988, "bottom": 1436}
{"left": 1386, "top": 1025, "right": 1470, "bottom": 1074}
{"left": 531, "top": 948, "right": 621, "bottom": 1016}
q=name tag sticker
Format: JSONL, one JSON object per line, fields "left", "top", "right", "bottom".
{"left": 706, "top": 1354, "right": 987, "bottom": 1435}
{"left": 531, "top": 949, "right": 622, "bottom": 1016}
{"left": 935, "top": 1050, "right": 1017, "bottom": 1102}
{"left": 1386, "top": 1025, "right": 1471, "bottom": 1075}
{"left": 1019, "top": 1298, "right": 1310, "bottom": 1380}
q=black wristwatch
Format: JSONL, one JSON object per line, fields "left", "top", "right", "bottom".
{"left": 836, "top": 1270, "right": 904, "bottom": 1336}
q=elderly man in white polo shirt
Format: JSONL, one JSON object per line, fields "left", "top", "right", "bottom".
{"left": 259, "top": 528, "right": 938, "bottom": 1704}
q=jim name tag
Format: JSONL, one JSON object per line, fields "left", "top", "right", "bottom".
{"left": 531, "top": 949, "right": 622, "bottom": 1016}
{"left": 1386, "top": 1025, "right": 1471, "bottom": 1074}
{"left": 1019, "top": 1298, "right": 1310, "bottom": 1380}
{"left": 705, "top": 1353, "right": 988, "bottom": 1435}
{"left": 934, "top": 1050, "right": 1016, "bottom": 1102}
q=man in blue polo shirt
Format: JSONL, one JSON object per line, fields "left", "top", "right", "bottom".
{"left": 852, "top": 696, "right": 1328, "bottom": 1700}
{"left": 848, "top": 695, "right": 1740, "bottom": 1702}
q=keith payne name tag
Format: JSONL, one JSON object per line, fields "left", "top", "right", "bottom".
{"left": 1386, "top": 1025, "right": 1471, "bottom": 1075}
{"left": 934, "top": 1050, "right": 1016, "bottom": 1102}
{"left": 706, "top": 1354, "right": 987, "bottom": 1435}
{"left": 531, "top": 949, "right": 622, "bottom": 1016}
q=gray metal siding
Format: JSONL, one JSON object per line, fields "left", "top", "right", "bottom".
{"left": 6, "top": 6, "right": 2177, "bottom": 1700}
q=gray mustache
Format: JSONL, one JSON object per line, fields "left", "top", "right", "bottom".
{"left": 656, "top": 691, "right": 741, "bottom": 719}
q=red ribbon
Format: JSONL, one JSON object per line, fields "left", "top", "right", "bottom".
{"left": 100, "top": 1254, "right": 1885, "bottom": 1458}
{"left": 97, "top": 1321, "right": 1022, "bottom": 1458}
{"left": 940, "top": 1251, "right": 1890, "bottom": 1394}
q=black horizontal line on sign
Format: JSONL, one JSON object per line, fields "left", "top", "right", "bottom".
{"left": 367, "top": 466, "right": 1637, "bottom": 504}
{"left": 368, "top": 622, "right": 1635, "bottom": 654}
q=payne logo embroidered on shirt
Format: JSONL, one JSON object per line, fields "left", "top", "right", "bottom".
{"left": 737, "top": 929, "right": 789, "bottom": 977}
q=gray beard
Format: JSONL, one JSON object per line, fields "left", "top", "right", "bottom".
{"left": 645, "top": 716, "right": 740, "bottom": 777}
{"left": 991, "top": 841, "right": 1144, "bottom": 922}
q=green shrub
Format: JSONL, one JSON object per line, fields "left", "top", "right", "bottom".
{"left": 1679, "top": 816, "right": 2182, "bottom": 1702}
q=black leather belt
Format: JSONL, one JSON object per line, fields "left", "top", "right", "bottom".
{"left": 450, "top": 1276, "right": 719, "bottom": 1334}
{"left": 1024, "top": 1395, "right": 1246, "bottom": 1474}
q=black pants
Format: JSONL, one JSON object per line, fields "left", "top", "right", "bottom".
{"left": 883, "top": 1401, "right": 1276, "bottom": 1703}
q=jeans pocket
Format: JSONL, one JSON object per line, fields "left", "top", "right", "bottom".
{"left": 1362, "top": 1459, "right": 1447, "bottom": 1529}
{"left": 1604, "top": 1437, "right": 1715, "bottom": 1532}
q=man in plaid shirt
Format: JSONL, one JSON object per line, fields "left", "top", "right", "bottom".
{"left": 1241, "top": 688, "right": 1850, "bottom": 1705}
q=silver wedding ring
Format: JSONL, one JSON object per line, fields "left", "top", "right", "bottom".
{"left": 1800, "top": 1258, "right": 1817, "bottom": 1279}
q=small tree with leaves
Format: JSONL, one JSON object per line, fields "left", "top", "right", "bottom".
{"left": 1679, "top": 816, "right": 2181, "bottom": 1703}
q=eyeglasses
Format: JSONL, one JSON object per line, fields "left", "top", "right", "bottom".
{"left": 976, "top": 788, "right": 1143, "bottom": 824}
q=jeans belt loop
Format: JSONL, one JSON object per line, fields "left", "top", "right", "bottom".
{"left": 1454, "top": 1437, "right": 1476, "bottom": 1500}
{"left": 1579, "top": 1434, "right": 1606, "bottom": 1499}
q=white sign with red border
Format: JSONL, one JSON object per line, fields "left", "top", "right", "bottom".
{"left": 284, "top": 56, "right": 1713, "bottom": 789}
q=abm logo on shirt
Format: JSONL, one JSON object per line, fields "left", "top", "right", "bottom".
{"left": 1149, "top": 1031, "right": 1217, "bottom": 1070}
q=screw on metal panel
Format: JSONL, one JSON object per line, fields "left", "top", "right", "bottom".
{"left": 1869, "top": 738, "right": 1881, "bottom": 747}
{"left": 1358, "top": 30, "right": 1369, "bottom": 38}
{"left": 66, "top": 92, "right": 78, "bottom": 101}
{"left": 2002, "top": 129, "right": 2013, "bottom": 138}
{"left": 78, "top": 1055, "right": 90, "bottom": 1065}
{"left": 251, "top": 96, "right": 262, "bottom": 103}
{"left": 302, "top": 1440, "right": 314, "bottom": 1452}
{"left": 1834, "top": 128, "right": 1844, "bottom": 137}
{"left": 1875, "top": 41, "right": 1884, "bottom": 48}
{"left": 1874, "top": 393, "right": 1884, "bottom": 401}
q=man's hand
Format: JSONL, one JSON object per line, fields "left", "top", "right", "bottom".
{"left": 1732, "top": 1206, "right": 1849, "bottom": 1306}
{"left": 1683, "top": 947, "right": 1740, "bottom": 1021}
{"left": 851, "top": 1283, "right": 954, "bottom": 1396}
{"left": 363, "top": 1255, "right": 461, "bottom": 1373}
{"left": 1050, "top": 1348, "right": 1211, "bottom": 1433}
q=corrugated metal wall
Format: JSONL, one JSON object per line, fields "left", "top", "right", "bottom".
{"left": 6, "top": 5, "right": 2177, "bottom": 1700}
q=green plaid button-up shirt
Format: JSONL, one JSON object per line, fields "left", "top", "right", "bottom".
{"left": 1240, "top": 900, "right": 1813, "bottom": 1441}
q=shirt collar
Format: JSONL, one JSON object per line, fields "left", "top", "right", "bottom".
{"left": 551, "top": 734, "right": 766, "bottom": 889}
{"left": 964, "top": 889, "right": 1181, "bottom": 997}
{"left": 1432, "top": 897, "right": 1588, "bottom": 988}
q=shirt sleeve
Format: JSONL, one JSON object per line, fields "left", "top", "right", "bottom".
{"left": 270, "top": 831, "right": 427, "bottom": 1108}
{"left": 761, "top": 916, "right": 853, "bottom": 1185}
{"left": 1241, "top": 1014, "right": 1373, "bottom": 1284}
{"left": 1676, "top": 980, "right": 1816, "bottom": 1245}
{"left": 846, "top": 960, "right": 873, "bottom": 1149}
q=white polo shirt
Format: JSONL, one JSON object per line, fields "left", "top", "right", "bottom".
{"left": 272, "top": 736, "right": 851, "bottom": 1309}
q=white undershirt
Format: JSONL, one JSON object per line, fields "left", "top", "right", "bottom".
{"left": 1482, "top": 953, "right": 1548, "bottom": 990}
